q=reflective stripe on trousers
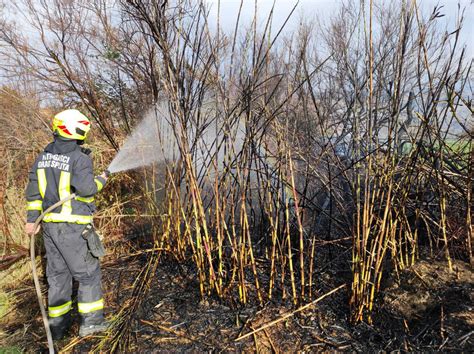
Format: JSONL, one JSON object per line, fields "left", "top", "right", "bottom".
{"left": 49, "top": 301, "right": 72, "bottom": 318}
{"left": 78, "top": 298, "right": 104, "bottom": 314}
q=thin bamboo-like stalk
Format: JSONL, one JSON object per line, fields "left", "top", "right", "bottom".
{"left": 288, "top": 152, "right": 305, "bottom": 301}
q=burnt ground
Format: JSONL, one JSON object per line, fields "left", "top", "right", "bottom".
{"left": 1, "top": 247, "right": 473, "bottom": 352}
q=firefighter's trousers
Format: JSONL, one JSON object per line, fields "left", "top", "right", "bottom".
{"left": 42, "top": 222, "right": 104, "bottom": 328}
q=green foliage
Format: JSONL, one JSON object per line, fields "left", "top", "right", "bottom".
{"left": 0, "top": 346, "right": 23, "bottom": 354}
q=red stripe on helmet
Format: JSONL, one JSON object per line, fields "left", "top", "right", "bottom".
{"left": 78, "top": 120, "right": 90, "bottom": 125}
{"left": 57, "top": 125, "right": 73, "bottom": 135}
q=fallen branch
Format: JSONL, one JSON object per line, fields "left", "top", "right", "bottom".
{"left": 235, "top": 284, "right": 346, "bottom": 342}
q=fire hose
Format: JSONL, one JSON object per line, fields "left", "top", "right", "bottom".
{"left": 30, "top": 194, "right": 77, "bottom": 354}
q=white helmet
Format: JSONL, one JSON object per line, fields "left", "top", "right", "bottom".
{"left": 53, "top": 109, "right": 91, "bottom": 141}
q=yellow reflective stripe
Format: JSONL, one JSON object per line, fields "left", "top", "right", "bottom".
{"left": 59, "top": 171, "right": 72, "bottom": 215}
{"left": 37, "top": 169, "right": 47, "bottom": 198}
{"left": 78, "top": 298, "right": 104, "bottom": 314}
{"left": 43, "top": 213, "right": 93, "bottom": 224}
{"left": 27, "top": 200, "right": 43, "bottom": 211}
{"left": 95, "top": 178, "right": 104, "bottom": 192}
{"left": 48, "top": 301, "right": 72, "bottom": 318}
{"left": 76, "top": 196, "right": 94, "bottom": 203}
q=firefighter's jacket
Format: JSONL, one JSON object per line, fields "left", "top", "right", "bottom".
{"left": 26, "top": 137, "right": 107, "bottom": 224}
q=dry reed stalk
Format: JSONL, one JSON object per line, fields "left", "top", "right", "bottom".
{"left": 288, "top": 152, "right": 305, "bottom": 301}
{"left": 284, "top": 189, "right": 297, "bottom": 304}
{"left": 467, "top": 157, "right": 473, "bottom": 266}
{"left": 95, "top": 249, "right": 162, "bottom": 352}
{"left": 236, "top": 284, "right": 346, "bottom": 342}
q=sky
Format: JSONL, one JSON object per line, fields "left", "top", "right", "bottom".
{"left": 0, "top": 0, "right": 472, "bottom": 86}
{"left": 205, "top": 0, "right": 474, "bottom": 59}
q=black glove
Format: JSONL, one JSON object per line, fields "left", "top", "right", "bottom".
{"left": 82, "top": 224, "right": 106, "bottom": 258}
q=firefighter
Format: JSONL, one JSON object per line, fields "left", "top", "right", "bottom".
{"left": 25, "top": 109, "right": 109, "bottom": 339}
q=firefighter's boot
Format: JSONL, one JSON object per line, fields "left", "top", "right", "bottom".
{"left": 49, "top": 311, "right": 71, "bottom": 340}
{"left": 78, "top": 319, "right": 109, "bottom": 337}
